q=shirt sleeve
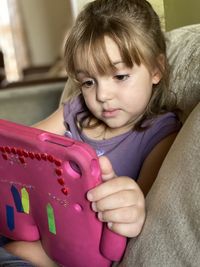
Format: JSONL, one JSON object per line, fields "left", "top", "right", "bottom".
{"left": 63, "top": 96, "right": 81, "bottom": 122}
{"left": 63, "top": 100, "right": 71, "bottom": 121}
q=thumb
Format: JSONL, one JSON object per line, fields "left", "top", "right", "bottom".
{"left": 99, "top": 156, "right": 116, "bottom": 181}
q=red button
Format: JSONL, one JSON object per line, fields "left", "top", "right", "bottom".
{"left": 41, "top": 153, "right": 47, "bottom": 160}
{"left": 28, "top": 152, "right": 35, "bottom": 159}
{"left": 47, "top": 155, "right": 54, "bottom": 162}
{"left": 11, "top": 147, "right": 17, "bottom": 154}
{"left": 5, "top": 146, "right": 11, "bottom": 153}
{"left": 22, "top": 150, "right": 29, "bottom": 157}
{"left": 35, "top": 153, "right": 41, "bottom": 160}
{"left": 54, "top": 159, "right": 62, "bottom": 167}
{"left": 0, "top": 147, "right": 5, "bottom": 153}
{"left": 55, "top": 168, "right": 63, "bottom": 176}
{"left": 57, "top": 178, "right": 65, "bottom": 186}
{"left": 2, "top": 153, "right": 8, "bottom": 160}
{"left": 19, "top": 157, "right": 26, "bottom": 164}
{"left": 17, "top": 149, "right": 23, "bottom": 156}
{"left": 61, "top": 187, "right": 69, "bottom": 195}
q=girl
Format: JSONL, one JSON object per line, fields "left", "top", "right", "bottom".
{"left": 1, "top": 0, "right": 181, "bottom": 266}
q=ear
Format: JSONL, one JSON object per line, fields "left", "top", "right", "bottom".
{"left": 152, "top": 54, "right": 165, "bottom": 85}
{"left": 152, "top": 69, "right": 162, "bottom": 85}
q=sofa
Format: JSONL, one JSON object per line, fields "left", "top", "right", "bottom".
{"left": 117, "top": 24, "right": 200, "bottom": 267}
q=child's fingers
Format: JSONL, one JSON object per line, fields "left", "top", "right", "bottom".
{"left": 98, "top": 156, "right": 116, "bottom": 181}
{"left": 86, "top": 155, "right": 145, "bottom": 238}
{"left": 94, "top": 189, "right": 140, "bottom": 211}
{"left": 107, "top": 220, "right": 145, "bottom": 238}
{"left": 97, "top": 205, "right": 144, "bottom": 224}
{"left": 87, "top": 155, "right": 117, "bottom": 201}
{"left": 87, "top": 176, "right": 138, "bottom": 202}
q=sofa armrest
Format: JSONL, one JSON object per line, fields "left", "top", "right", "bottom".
{"left": 118, "top": 102, "right": 200, "bottom": 267}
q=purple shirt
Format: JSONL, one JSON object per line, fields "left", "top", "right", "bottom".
{"left": 64, "top": 96, "right": 181, "bottom": 180}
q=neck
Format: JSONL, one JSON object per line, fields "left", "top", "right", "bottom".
{"left": 82, "top": 122, "right": 134, "bottom": 141}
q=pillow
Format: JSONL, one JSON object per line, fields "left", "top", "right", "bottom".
{"left": 166, "top": 24, "right": 200, "bottom": 122}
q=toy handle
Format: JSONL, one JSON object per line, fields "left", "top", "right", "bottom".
{"left": 100, "top": 224, "right": 127, "bottom": 261}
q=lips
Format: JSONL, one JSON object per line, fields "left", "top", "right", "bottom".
{"left": 102, "top": 108, "right": 120, "bottom": 118}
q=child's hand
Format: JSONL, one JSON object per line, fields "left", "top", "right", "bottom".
{"left": 87, "top": 156, "right": 146, "bottom": 238}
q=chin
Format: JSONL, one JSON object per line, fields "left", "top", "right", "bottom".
{"left": 105, "top": 121, "right": 125, "bottom": 129}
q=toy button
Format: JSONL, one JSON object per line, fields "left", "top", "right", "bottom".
{"left": 54, "top": 159, "right": 62, "bottom": 167}
{"left": 5, "top": 146, "right": 11, "bottom": 153}
{"left": 61, "top": 187, "right": 69, "bottom": 195}
{"left": 0, "top": 147, "right": 5, "bottom": 153}
{"left": 47, "top": 155, "right": 54, "bottom": 162}
{"left": 41, "top": 153, "right": 48, "bottom": 160}
{"left": 22, "top": 150, "right": 29, "bottom": 157}
{"left": 11, "top": 147, "right": 17, "bottom": 154}
{"left": 17, "top": 149, "right": 23, "bottom": 156}
{"left": 55, "top": 168, "right": 63, "bottom": 176}
{"left": 28, "top": 152, "right": 35, "bottom": 159}
{"left": 74, "top": 204, "right": 83, "bottom": 212}
{"left": 2, "top": 153, "right": 8, "bottom": 160}
{"left": 19, "top": 157, "right": 26, "bottom": 164}
{"left": 35, "top": 153, "right": 41, "bottom": 160}
{"left": 57, "top": 178, "right": 65, "bottom": 186}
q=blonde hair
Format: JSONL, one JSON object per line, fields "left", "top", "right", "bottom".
{"left": 64, "top": 0, "right": 177, "bottom": 129}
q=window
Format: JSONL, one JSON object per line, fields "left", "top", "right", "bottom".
{"left": 0, "top": 0, "right": 29, "bottom": 81}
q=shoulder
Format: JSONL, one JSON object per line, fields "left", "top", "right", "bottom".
{"left": 140, "top": 112, "right": 181, "bottom": 160}
{"left": 144, "top": 112, "right": 181, "bottom": 135}
{"left": 63, "top": 95, "right": 85, "bottom": 119}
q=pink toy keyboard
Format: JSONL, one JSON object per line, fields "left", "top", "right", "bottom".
{"left": 0, "top": 119, "right": 126, "bottom": 267}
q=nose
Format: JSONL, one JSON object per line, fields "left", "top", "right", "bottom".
{"left": 96, "top": 80, "right": 113, "bottom": 102}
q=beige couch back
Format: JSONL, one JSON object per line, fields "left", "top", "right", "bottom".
{"left": 166, "top": 24, "right": 200, "bottom": 122}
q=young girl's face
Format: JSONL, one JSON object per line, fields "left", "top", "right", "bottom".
{"left": 76, "top": 36, "right": 160, "bottom": 133}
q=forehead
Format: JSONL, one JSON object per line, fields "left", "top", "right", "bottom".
{"left": 104, "top": 36, "right": 122, "bottom": 63}
{"left": 74, "top": 35, "right": 123, "bottom": 75}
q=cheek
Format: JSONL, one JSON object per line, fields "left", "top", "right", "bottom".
{"left": 82, "top": 90, "right": 93, "bottom": 103}
{"left": 124, "top": 84, "right": 152, "bottom": 110}
{"left": 82, "top": 91, "right": 97, "bottom": 111}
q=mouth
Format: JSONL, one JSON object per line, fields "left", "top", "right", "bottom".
{"left": 102, "top": 108, "right": 120, "bottom": 118}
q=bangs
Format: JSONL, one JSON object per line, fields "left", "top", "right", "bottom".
{"left": 64, "top": 19, "right": 153, "bottom": 80}
{"left": 74, "top": 35, "right": 116, "bottom": 77}
{"left": 66, "top": 31, "right": 145, "bottom": 79}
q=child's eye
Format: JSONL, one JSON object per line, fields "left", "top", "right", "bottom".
{"left": 114, "top": 74, "right": 130, "bottom": 81}
{"left": 82, "top": 79, "right": 95, "bottom": 88}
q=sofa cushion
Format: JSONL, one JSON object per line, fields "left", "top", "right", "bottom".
{"left": 119, "top": 102, "right": 200, "bottom": 267}
{"left": 166, "top": 24, "right": 200, "bottom": 122}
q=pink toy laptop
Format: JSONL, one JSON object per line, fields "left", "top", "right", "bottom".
{"left": 0, "top": 119, "right": 126, "bottom": 267}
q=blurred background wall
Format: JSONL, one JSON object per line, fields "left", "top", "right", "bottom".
{"left": 72, "top": 0, "right": 200, "bottom": 31}
{"left": 163, "top": 0, "right": 200, "bottom": 30}
{"left": 19, "top": 0, "right": 73, "bottom": 65}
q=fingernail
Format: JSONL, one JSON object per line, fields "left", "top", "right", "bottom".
{"left": 98, "top": 212, "right": 103, "bottom": 221}
{"left": 92, "top": 202, "right": 97, "bottom": 212}
{"left": 108, "top": 222, "right": 113, "bottom": 229}
{"left": 87, "top": 192, "right": 93, "bottom": 201}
